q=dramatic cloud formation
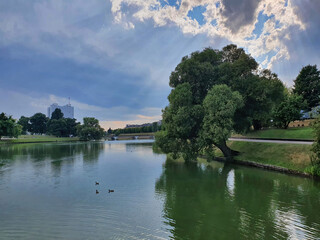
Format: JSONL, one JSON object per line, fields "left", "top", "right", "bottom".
{"left": 110, "top": 0, "right": 306, "bottom": 70}
{"left": 0, "top": 0, "right": 319, "bottom": 128}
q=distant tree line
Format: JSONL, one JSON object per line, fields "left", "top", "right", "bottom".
{"left": 17, "top": 109, "right": 79, "bottom": 137}
{"left": 155, "top": 44, "right": 320, "bottom": 161}
{"left": 110, "top": 122, "right": 162, "bottom": 136}
{"left": 0, "top": 108, "right": 105, "bottom": 141}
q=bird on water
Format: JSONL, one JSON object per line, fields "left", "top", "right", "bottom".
{"left": 108, "top": 189, "right": 114, "bottom": 193}
{"left": 95, "top": 181, "right": 99, "bottom": 185}
{"left": 96, "top": 190, "right": 99, "bottom": 194}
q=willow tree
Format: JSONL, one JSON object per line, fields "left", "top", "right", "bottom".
{"left": 155, "top": 45, "right": 285, "bottom": 161}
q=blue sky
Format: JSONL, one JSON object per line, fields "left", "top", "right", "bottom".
{"left": 0, "top": 0, "right": 319, "bottom": 129}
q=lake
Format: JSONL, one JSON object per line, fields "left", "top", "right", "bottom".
{"left": 0, "top": 140, "right": 319, "bottom": 239}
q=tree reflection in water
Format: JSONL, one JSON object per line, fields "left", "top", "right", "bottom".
{"left": 155, "top": 159, "right": 320, "bottom": 240}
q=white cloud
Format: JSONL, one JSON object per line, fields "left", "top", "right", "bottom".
{"left": 110, "top": 0, "right": 306, "bottom": 70}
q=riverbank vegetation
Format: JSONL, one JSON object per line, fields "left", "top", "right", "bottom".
{"left": 156, "top": 45, "right": 289, "bottom": 160}
{"left": 155, "top": 44, "right": 320, "bottom": 177}
{"left": 1, "top": 108, "right": 105, "bottom": 143}
{"left": 111, "top": 122, "right": 161, "bottom": 136}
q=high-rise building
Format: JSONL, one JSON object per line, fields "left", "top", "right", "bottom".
{"left": 47, "top": 103, "right": 74, "bottom": 119}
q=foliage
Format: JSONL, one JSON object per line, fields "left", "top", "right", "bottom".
{"left": 156, "top": 83, "right": 204, "bottom": 162}
{"left": 0, "top": 113, "right": 22, "bottom": 139}
{"left": 29, "top": 113, "right": 48, "bottom": 134}
{"left": 293, "top": 65, "right": 320, "bottom": 110}
{"left": 168, "top": 45, "right": 285, "bottom": 132}
{"left": 77, "top": 117, "right": 105, "bottom": 141}
{"left": 64, "top": 118, "right": 79, "bottom": 136}
{"left": 47, "top": 118, "right": 79, "bottom": 137}
{"left": 112, "top": 122, "right": 162, "bottom": 135}
{"left": 309, "top": 116, "right": 320, "bottom": 176}
{"left": 18, "top": 116, "right": 31, "bottom": 134}
{"left": 200, "top": 85, "right": 243, "bottom": 159}
{"left": 156, "top": 44, "right": 285, "bottom": 161}
{"left": 273, "top": 94, "right": 305, "bottom": 129}
{"left": 46, "top": 119, "right": 67, "bottom": 137}
{"left": 51, "top": 108, "right": 64, "bottom": 120}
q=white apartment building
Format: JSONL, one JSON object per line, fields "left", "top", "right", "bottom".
{"left": 47, "top": 103, "right": 74, "bottom": 119}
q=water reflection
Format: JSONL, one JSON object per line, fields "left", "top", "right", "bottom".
{"left": 0, "top": 142, "right": 105, "bottom": 179}
{"left": 156, "top": 160, "right": 320, "bottom": 240}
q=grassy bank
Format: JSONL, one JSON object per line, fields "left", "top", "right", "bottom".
{"left": 233, "top": 127, "right": 314, "bottom": 140}
{"left": 0, "top": 135, "right": 80, "bottom": 144}
{"left": 226, "top": 141, "right": 312, "bottom": 173}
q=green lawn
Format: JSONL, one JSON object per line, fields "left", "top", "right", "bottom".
{"left": 227, "top": 141, "right": 312, "bottom": 172}
{"left": 0, "top": 135, "right": 79, "bottom": 144}
{"left": 233, "top": 127, "right": 314, "bottom": 140}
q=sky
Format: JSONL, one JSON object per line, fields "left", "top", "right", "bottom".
{"left": 0, "top": 0, "right": 319, "bottom": 130}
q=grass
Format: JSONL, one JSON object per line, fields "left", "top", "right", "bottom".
{"left": 225, "top": 141, "right": 312, "bottom": 172}
{"left": 233, "top": 127, "right": 314, "bottom": 140}
{"left": 0, "top": 135, "right": 80, "bottom": 144}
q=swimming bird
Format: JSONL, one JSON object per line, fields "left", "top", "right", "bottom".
{"left": 95, "top": 181, "right": 99, "bottom": 185}
{"left": 108, "top": 189, "right": 114, "bottom": 193}
{"left": 96, "top": 190, "right": 99, "bottom": 194}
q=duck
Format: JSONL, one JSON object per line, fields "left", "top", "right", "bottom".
{"left": 96, "top": 190, "right": 99, "bottom": 194}
{"left": 95, "top": 181, "right": 99, "bottom": 185}
{"left": 108, "top": 189, "right": 114, "bottom": 193}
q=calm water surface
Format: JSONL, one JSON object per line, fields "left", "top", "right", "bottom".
{"left": 0, "top": 140, "right": 319, "bottom": 240}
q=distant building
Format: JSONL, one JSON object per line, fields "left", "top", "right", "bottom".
{"left": 47, "top": 103, "right": 74, "bottom": 119}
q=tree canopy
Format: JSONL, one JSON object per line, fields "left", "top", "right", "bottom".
{"left": 155, "top": 44, "right": 286, "bottom": 161}
{"left": 29, "top": 113, "right": 48, "bottom": 134}
{"left": 0, "top": 113, "right": 22, "bottom": 139}
{"left": 272, "top": 94, "right": 305, "bottom": 129}
{"left": 77, "top": 117, "right": 105, "bottom": 141}
{"left": 18, "top": 116, "right": 30, "bottom": 134}
{"left": 293, "top": 65, "right": 320, "bottom": 110}
{"left": 51, "top": 108, "right": 64, "bottom": 120}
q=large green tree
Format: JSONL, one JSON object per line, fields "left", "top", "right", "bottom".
{"left": 29, "top": 113, "right": 48, "bottom": 134}
{"left": 47, "top": 119, "right": 67, "bottom": 137}
{"left": 293, "top": 65, "right": 320, "bottom": 110}
{"left": 47, "top": 117, "right": 79, "bottom": 137}
{"left": 156, "top": 45, "right": 285, "bottom": 161}
{"left": 18, "top": 116, "right": 31, "bottom": 134}
{"left": 0, "top": 113, "right": 22, "bottom": 139}
{"left": 77, "top": 117, "right": 105, "bottom": 141}
{"left": 168, "top": 44, "right": 284, "bottom": 132}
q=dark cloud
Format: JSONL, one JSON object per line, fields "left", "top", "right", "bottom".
{"left": 221, "top": 0, "right": 262, "bottom": 33}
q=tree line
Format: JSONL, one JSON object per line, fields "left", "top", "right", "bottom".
{"left": 155, "top": 44, "right": 320, "bottom": 162}
{"left": 110, "top": 122, "right": 162, "bottom": 136}
{"left": 0, "top": 108, "right": 105, "bottom": 141}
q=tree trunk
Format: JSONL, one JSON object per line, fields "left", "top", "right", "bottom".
{"left": 217, "top": 141, "right": 236, "bottom": 161}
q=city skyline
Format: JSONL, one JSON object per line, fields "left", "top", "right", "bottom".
{"left": 0, "top": 0, "right": 319, "bottom": 129}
